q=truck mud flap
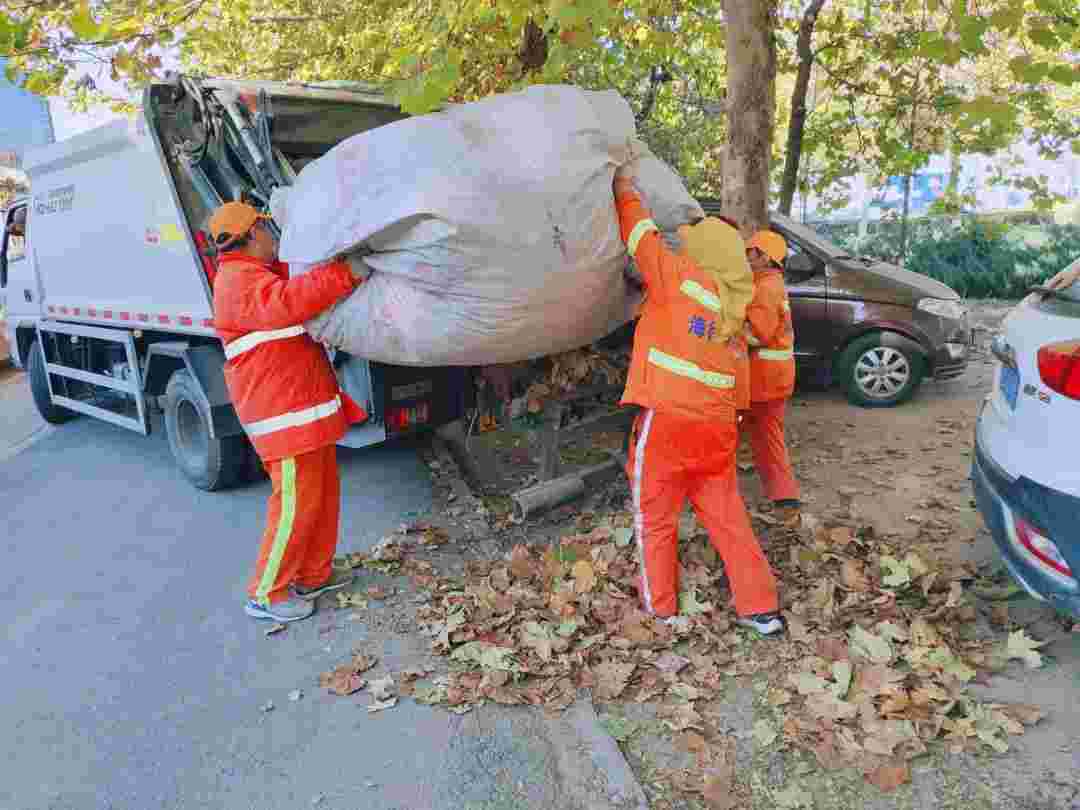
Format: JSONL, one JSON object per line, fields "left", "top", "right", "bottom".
{"left": 144, "top": 342, "right": 243, "bottom": 439}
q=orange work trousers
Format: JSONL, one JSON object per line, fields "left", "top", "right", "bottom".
{"left": 248, "top": 444, "right": 340, "bottom": 606}
{"left": 742, "top": 399, "right": 800, "bottom": 503}
{"left": 626, "top": 410, "right": 779, "bottom": 618}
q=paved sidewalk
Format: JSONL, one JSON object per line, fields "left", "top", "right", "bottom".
{"left": 0, "top": 369, "right": 647, "bottom": 810}
{"left": 0, "top": 368, "right": 49, "bottom": 461}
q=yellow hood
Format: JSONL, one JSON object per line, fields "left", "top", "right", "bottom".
{"left": 678, "top": 217, "right": 753, "bottom": 339}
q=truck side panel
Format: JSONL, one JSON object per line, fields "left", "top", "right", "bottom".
{"left": 25, "top": 117, "right": 215, "bottom": 335}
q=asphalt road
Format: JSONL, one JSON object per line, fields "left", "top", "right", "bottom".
{"left": 0, "top": 384, "right": 459, "bottom": 810}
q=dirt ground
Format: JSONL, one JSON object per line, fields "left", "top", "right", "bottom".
{"left": 407, "top": 298, "right": 1080, "bottom": 809}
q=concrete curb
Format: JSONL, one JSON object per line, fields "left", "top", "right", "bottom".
{"left": 547, "top": 694, "right": 651, "bottom": 810}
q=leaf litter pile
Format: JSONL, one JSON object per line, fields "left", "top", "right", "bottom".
{"left": 324, "top": 511, "right": 1048, "bottom": 802}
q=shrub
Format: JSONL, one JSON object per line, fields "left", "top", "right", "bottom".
{"left": 813, "top": 218, "right": 1080, "bottom": 299}
{"left": 906, "top": 223, "right": 1080, "bottom": 298}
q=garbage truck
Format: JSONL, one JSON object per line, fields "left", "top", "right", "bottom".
{"left": 0, "top": 75, "right": 472, "bottom": 490}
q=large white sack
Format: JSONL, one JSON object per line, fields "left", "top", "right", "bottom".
{"left": 280, "top": 85, "right": 702, "bottom": 366}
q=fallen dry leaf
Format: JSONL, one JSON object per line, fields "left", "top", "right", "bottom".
{"left": 368, "top": 675, "right": 396, "bottom": 702}
{"left": 1005, "top": 630, "right": 1046, "bottom": 669}
{"left": 829, "top": 526, "right": 854, "bottom": 546}
{"left": 366, "top": 586, "right": 391, "bottom": 601}
{"left": 509, "top": 545, "right": 535, "bottom": 580}
{"left": 264, "top": 623, "right": 287, "bottom": 637}
{"left": 654, "top": 652, "right": 691, "bottom": 676}
{"left": 571, "top": 559, "right": 598, "bottom": 594}
{"left": 367, "top": 697, "right": 398, "bottom": 713}
{"left": 319, "top": 652, "right": 378, "bottom": 696}
{"left": 592, "top": 660, "right": 636, "bottom": 701}
{"left": 335, "top": 591, "right": 368, "bottom": 610}
{"left": 865, "top": 761, "right": 911, "bottom": 792}
{"left": 662, "top": 701, "right": 704, "bottom": 732}
{"left": 703, "top": 767, "right": 736, "bottom": 809}
{"left": 841, "top": 558, "right": 872, "bottom": 592}
{"left": 676, "top": 731, "right": 709, "bottom": 755}
{"left": 997, "top": 703, "right": 1044, "bottom": 727}
{"left": 989, "top": 603, "right": 1010, "bottom": 628}
{"left": 849, "top": 625, "right": 893, "bottom": 664}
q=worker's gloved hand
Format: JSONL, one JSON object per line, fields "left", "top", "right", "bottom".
{"left": 613, "top": 161, "right": 637, "bottom": 199}
{"left": 341, "top": 254, "right": 370, "bottom": 284}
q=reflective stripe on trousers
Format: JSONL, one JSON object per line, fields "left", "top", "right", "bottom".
{"left": 631, "top": 409, "right": 656, "bottom": 614}
{"left": 244, "top": 395, "right": 342, "bottom": 438}
{"left": 225, "top": 325, "right": 307, "bottom": 360}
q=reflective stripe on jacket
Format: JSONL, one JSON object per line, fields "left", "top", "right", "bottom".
{"left": 746, "top": 268, "right": 796, "bottom": 402}
{"left": 615, "top": 190, "right": 748, "bottom": 422}
{"left": 213, "top": 253, "right": 366, "bottom": 461}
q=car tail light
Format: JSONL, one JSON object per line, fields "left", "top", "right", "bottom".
{"left": 1037, "top": 340, "right": 1080, "bottom": 399}
{"left": 388, "top": 402, "right": 430, "bottom": 431}
{"left": 1015, "top": 516, "right": 1073, "bottom": 578}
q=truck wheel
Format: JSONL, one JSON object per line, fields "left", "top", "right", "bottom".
{"left": 837, "top": 332, "right": 924, "bottom": 408}
{"left": 28, "top": 340, "right": 77, "bottom": 425}
{"left": 241, "top": 439, "right": 268, "bottom": 484}
{"left": 164, "top": 369, "right": 246, "bottom": 491}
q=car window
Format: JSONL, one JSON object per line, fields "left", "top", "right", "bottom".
{"left": 4, "top": 205, "right": 27, "bottom": 263}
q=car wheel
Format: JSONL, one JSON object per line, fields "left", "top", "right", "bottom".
{"left": 28, "top": 339, "right": 78, "bottom": 424}
{"left": 838, "top": 332, "right": 925, "bottom": 408}
{"left": 164, "top": 369, "right": 247, "bottom": 491}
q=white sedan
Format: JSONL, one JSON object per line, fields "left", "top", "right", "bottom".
{"left": 972, "top": 258, "right": 1080, "bottom": 618}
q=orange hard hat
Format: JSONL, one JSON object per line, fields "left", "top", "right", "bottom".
{"left": 207, "top": 201, "right": 268, "bottom": 249}
{"left": 747, "top": 230, "right": 787, "bottom": 267}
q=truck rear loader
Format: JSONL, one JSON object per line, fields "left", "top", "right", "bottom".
{"left": 0, "top": 75, "right": 472, "bottom": 490}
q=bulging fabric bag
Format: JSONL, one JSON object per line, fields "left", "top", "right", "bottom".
{"left": 278, "top": 85, "right": 703, "bottom": 366}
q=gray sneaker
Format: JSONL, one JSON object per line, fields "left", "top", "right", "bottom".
{"left": 736, "top": 612, "right": 785, "bottom": 637}
{"left": 245, "top": 597, "right": 316, "bottom": 623}
{"left": 293, "top": 568, "right": 355, "bottom": 601}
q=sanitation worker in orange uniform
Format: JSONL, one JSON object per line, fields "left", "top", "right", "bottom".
{"left": 742, "top": 231, "right": 801, "bottom": 525}
{"left": 614, "top": 168, "right": 783, "bottom": 636}
{"left": 209, "top": 201, "right": 366, "bottom": 623}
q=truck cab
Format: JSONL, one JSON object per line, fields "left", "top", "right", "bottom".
{"left": 2, "top": 196, "right": 41, "bottom": 366}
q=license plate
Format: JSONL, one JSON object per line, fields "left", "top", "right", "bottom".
{"left": 999, "top": 365, "right": 1019, "bottom": 410}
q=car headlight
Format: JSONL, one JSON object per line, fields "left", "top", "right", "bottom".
{"left": 918, "top": 298, "right": 966, "bottom": 320}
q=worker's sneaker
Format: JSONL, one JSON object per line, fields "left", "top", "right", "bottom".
{"left": 293, "top": 568, "right": 355, "bottom": 601}
{"left": 736, "top": 612, "right": 785, "bottom": 637}
{"left": 244, "top": 597, "right": 316, "bottom": 623}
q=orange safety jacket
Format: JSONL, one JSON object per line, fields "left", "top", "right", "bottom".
{"left": 616, "top": 190, "right": 744, "bottom": 423}
{"left": 213, "top": 254, "right": 367, "bottom": 462}
{"left": 745, "top": 268, "right": 796, "bottom": 402}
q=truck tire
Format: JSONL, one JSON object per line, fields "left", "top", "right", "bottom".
{"left": 164, "top": 369, "right": 246, "bottom": 491}
{"left": 837, "top": 332, "right": 925, "bottom": 408}
{"left": 28, "top": 339, "right": 78, "bottom": 425}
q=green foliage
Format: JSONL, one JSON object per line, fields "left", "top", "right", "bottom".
{"left": 819, "top": 217, "right": 1080, "bottom": 298}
